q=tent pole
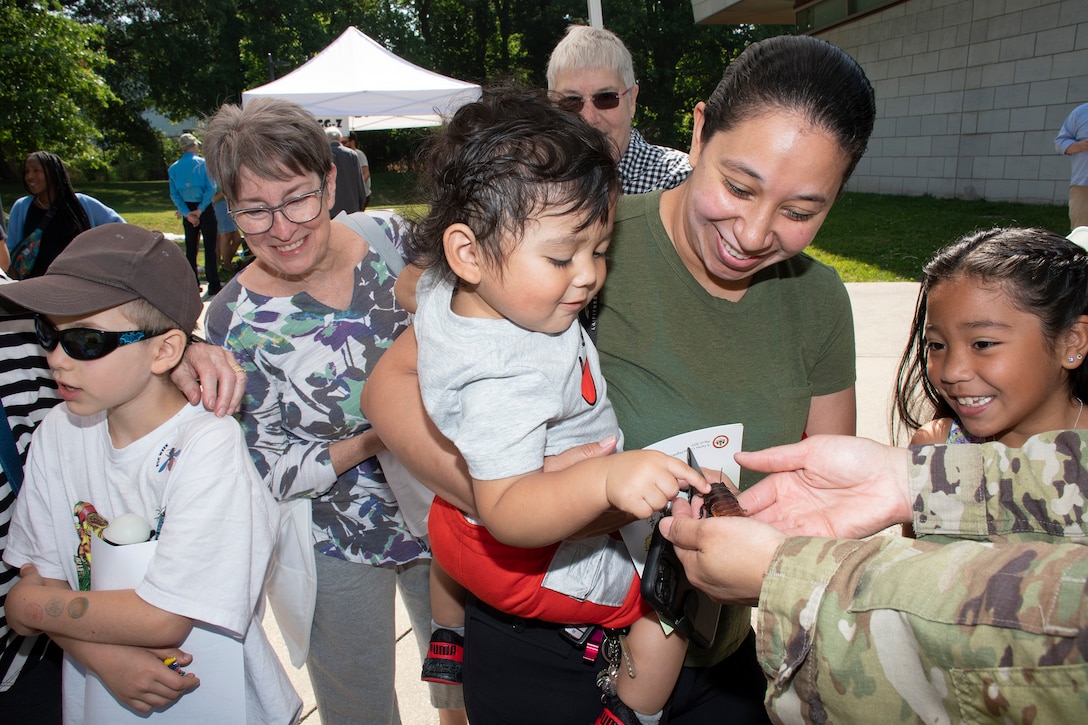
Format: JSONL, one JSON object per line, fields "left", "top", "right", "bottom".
{"left": 588, "top": 0, "right": 603, "bottom": 29}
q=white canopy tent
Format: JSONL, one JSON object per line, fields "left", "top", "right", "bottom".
{"left": 242, "top": 27, "right": 480, "bottom": 131}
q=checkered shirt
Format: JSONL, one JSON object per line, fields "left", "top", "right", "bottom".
{"left": 617, "top": 128, "right": 692, "bottom": 195}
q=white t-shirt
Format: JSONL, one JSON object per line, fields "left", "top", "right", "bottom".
{"left": 4, "top": 402, "right": 300, "bottom": 724}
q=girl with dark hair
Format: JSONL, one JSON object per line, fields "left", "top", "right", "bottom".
{"left": 4, "top": 152, "right": 123, "bottom": 278}
{"left": 895, "top": 227, "right": 1088, "bottom": 447}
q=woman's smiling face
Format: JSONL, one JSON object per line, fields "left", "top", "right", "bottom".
{"left": 24, "top": 156, "right": 50, "bottom": 201}
{"left": 231, "top": 165, "right": 334, "bottom": 282}
{"left": 673, "top": 106, "right": 849, "bottom": 298}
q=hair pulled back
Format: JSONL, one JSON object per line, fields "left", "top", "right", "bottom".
{"left": 702, "top": 35, "right": 875, "bottom": 192}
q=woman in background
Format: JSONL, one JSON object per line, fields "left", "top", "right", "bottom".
{"left": 4, "top": 151, "right": 123, "bottom": 277}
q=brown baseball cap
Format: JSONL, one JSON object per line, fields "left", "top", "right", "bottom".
{"left": 0, "top": 223, "right": 202, "bottom": 333}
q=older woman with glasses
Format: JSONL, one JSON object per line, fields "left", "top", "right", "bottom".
{"left": 200, "top": 97, "right": 463, "bottom": 725}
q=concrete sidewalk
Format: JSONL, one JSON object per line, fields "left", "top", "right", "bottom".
{"left": 266, "top": 280, "right": 923, "bottom": 724}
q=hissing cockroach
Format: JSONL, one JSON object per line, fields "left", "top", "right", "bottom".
{"left": 700, "top": 481, "right": 746, "bottom": 518}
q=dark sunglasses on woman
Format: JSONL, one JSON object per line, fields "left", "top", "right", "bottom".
{"left": 35, "top": 316, "right": 170, "bottom": 361}
{"left": 553, "top": 86, "right": 634, "bottom": 113}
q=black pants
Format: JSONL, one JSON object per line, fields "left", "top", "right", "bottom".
{"left": 183, "top": 201, "right": 220, "bottom": 293}
{"left": 462, "top": 597, "right": 770, "bottom": 724}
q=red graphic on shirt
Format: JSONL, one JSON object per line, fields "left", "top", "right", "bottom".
{"left": 581, "top": 357, "right": 598, "bottom": 405}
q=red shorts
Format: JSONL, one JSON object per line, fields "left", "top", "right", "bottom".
{"left": 428, "top": 497, "right": 648, "bottom": 628}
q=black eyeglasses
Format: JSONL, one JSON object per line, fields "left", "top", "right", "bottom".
{"left": 228, "top": 176, "right": 327, "bottom": 235}
{"left": 35, "top": 316, "right": 169, "bottom": 361}
{"left": 553, "top": 86, "right": 634, "bottom": 113}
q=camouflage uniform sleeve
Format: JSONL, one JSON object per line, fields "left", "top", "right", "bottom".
{"left": 909, "top": 430, "right": 1088, "bottom": 541}
{"left": 756, "top": 534, "right": 1088, "bottom": 724}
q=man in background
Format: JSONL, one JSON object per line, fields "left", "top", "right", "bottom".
{"left": 342, "top": 135, "right": 372, "bottom": 210}
{"left": 1056, "top": 100, "right": 1088, "bottom": 230}
{"left": 325, "top": 127, "right": 366, "bottom": 217}
{"left": 168, "top": 133, "right": 220, "bottom": 298}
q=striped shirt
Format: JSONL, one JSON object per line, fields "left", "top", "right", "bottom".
{"left": 0, "top": 305, "right": 61, "bottom": 692}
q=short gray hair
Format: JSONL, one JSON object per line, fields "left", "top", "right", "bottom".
{"left": 324, "top": 126, "right": 342, "bottom": 141}
{"left": 203, "top": 97, "right": 332, "bottom": 204}
{"left": 546, "top": 25, "right": 635, "bottom": 90}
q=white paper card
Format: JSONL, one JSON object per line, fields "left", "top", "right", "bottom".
{"left": 619, "top": 423, "right": 743, "bottom": 578}
{"left": 84, "top": 536, "right": 247, "bottom": 723}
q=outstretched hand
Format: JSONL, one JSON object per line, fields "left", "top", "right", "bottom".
{"left": 657, "top": 497, "right": 782, "bottom": 606}
{"left": 735, "top": 434, "right": 913, "bottom": 539}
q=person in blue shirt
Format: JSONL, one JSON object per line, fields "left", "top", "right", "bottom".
{"left": 4, "top": 152, "right": 123, "bottom": 279}
{"left": 1056, "top": 101, "right": 1088, "bottom": 230}
{"left": 168, "top": 133, "right": 220, "bottom": 298}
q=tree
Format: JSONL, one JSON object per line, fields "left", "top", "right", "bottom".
{"left": 0, "top": 0, "right": 117, "bottom": 178}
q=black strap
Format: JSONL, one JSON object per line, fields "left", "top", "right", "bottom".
{"left": 0, "top": 396, "right": 24, "bottom": 495}
{"left": 9, "top": 204, "right": 57, "bottom": 262}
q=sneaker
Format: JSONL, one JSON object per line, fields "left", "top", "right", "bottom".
{"left": 421, "top": 628, "right": 464, "bottom": 685}
{"left": 594, "top": 695, "right": 643, "bottom": 725}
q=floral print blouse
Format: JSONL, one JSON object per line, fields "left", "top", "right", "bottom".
{"left": 204, "top": 216, "right": 427, "bottom": 567}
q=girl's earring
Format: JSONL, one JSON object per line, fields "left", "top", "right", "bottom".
{"left": 1069, "top": 354, "right": 1084, "bottom": 363}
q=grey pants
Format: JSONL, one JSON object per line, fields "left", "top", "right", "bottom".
{"left": 306, "top": 554, "right": 461, "bottom": 725}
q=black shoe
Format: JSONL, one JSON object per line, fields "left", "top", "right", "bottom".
{"left": 594, "top": 695, "right": 643, "bottom": 725}
{"left": 420, "top": 628, "right": 464, "bottom": 685}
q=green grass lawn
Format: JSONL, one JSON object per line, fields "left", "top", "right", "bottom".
{"left": 2, "top": 177, "right": 1069, "bottom": 282}
{"left": 809, "top": 192, "right": 1070, "bottom": 281}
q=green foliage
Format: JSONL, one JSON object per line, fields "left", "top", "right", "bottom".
{"left": 0, "top": 0, "right": 118, "bottom": 177}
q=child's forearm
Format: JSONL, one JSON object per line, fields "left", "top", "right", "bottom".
{"left": 477, "top": 450, "right": 705, "bottom": 547}
{"left": 8, "top": 580, "right": 192, "bottom": 647}
{"left": 475, "top": 458, "right": 615, "bottom": 547}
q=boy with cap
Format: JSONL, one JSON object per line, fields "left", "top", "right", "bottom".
{"left": 0, "top": 223, "right": 301, "bottom": 723}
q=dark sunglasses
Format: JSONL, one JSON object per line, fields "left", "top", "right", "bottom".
{"left": 553, "top": 86, "right": 634, "bottom": 113}
{"left": 35, "top": 316, "right": 170, "bottom": 361}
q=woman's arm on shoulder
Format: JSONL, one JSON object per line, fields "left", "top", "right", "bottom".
{"left": 804, "top": 387, "right": 857, "bottom": 437}
{"left": 170, "top": 342, "right": 246, "bottom": 417}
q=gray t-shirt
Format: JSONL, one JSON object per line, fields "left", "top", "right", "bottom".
{"left": 415, "top": 269, "right": 623, "bottom": 480}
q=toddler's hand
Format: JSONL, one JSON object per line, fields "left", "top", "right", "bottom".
{"left": 604, "top": 450, "right": 708, "bottom": 520}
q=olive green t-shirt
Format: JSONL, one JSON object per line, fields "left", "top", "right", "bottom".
{"left": 598, "top": 190, "right": 856, "bottom": 664}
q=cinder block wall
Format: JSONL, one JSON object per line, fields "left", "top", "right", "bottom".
{"left": 817, "top": 0, "right": 1087, "bottom": 203}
